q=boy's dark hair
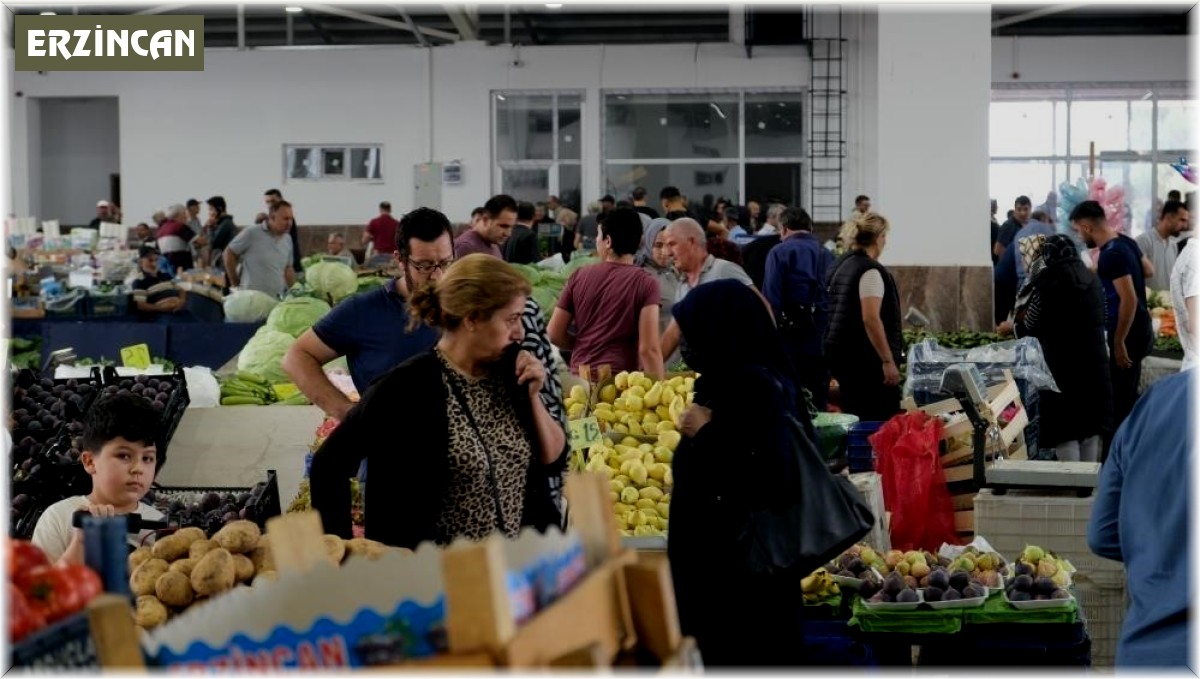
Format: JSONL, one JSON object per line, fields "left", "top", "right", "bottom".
{"left": 264, "top": 188, "right": 283, "bottom": 199}
{"left": 484, "top": 194, "right": 518, "bottom": 219}
{"left": 186, "top": 199, "right": 199, "bottom": 208}
{"left": 855, "top": 194, "right": 870, "bottom": 204}
{"left": 82, "top": 394, "right": 165, "bottom": 469}
{"left": 599, "top": 207, "right": 644, "bottom": 256}
{"left": 1069, "top": 200, "right": 1106, "bottom": 223}
{"left": 631, "top": 186, "right": 647, "bottom": 201}
{"left": 380, "top": 201, "right": 392, "bottom": 211}
{"left": 660, "top": 186, "right": 682, "bottom": 201}
{"left": 780, "top": 206, "right": 813, "bottom": 233}
{"left": 516, "top": 201, "right": 536, "bottom": 222}
{"left": 1015, "top": 195, "right": 1032, "bottom": 208}
{"left": 268, "top": 200, "right": 292, "bottom": 217}
{"left": 1162, "top": 200, "right": 1187, "bottom": 218}
{"left": 396, "top": 207, "right": 453, "bottom": 259}
{"left": 206, "top": 196, "right": 227, "bottom": 214}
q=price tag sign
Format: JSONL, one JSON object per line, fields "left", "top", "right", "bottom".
{"left": 568, "top": 416, "right": 603, "bottom": 452}
{"left": 119, "top": 343, "right": 151, "bottom": 370}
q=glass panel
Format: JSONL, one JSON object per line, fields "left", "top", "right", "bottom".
{"left": 557, "top": 164, "right": 582, "bottom": 215}
{"left": 558, "top": 94, "right": 582, "bottom": 160}
{"left": 745, "top": 92, "right": 804, "bottom": 158}
{"left": 1070, "top": 100, "right": 1130, "bottom": 155}
{"left": 287, "top": 147, "right": 320, "bottom": 179}
{"left": 989, "top": 101, "right": 1054, "bottom": 157}
{"left": 604, "top": 163, "right": 739, "bottom": 208}
{"left": 1054, "top": 101, "right": 1068, "bottom": 156}
{"left": 1130, "top": 101, "right": 1154, "bottom": 152}
{"left": 746, "top": 163, "right": 802, "bottom": 207}
{"left": 990, "top": 161, "right": 1057, "bottom": 220}
{"left": 605, "top": 93, "right": 740, "bottom": 160}
{"left": 500, "top": 167, "right": 549, "bottom": 205}
{"left": 496, "top": 94, "right": 554, "bottom": 161}
{"left": 1157, "top": 99, "right": 1197, "bottom": 156}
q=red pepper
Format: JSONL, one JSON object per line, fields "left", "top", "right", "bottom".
{"left": 22, "top": 566, "right": 86, "bottom": 624}
{"left": 8, "top": 539, "right": 50, "bottom": 588}
{"left": 9, "top": 583, "right": 46, "bottom": 642}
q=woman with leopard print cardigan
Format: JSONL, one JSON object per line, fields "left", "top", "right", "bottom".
{"left": 310, "top": 254, "right": 568, "bottom": 548}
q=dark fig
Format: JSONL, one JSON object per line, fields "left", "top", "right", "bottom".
{"left": 962, "top": 584, "right": 987, "bottom": 599}
{"left": 896, "top": 589, "right": 919, "bottom": 603}
{"left": 949, "top": 571, "right": 970, "bottom": 592}
{"left": 1051, "top": 589, "right": 1071, "bottom": 600}
{"left": 1012, "top": 574, "right": 1034, "bottom": 592}
{"left": 1033, "top": 577, "right": 1057, "bottom": 595}
{"left": 943, "top": 588, "right": 961, "bottom": 601}
{"left": 1010, "top": 591, "right": 1032, "bottom": 602}
{"left": 924, "top": 586, "right": 945, "bottom": 602}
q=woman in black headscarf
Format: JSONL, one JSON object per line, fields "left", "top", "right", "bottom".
{"left": 666, "top": 279, "right": 809, "bottom": 667}
{"left": 1014, "top": 234, "right": 1112, "bottom": 462}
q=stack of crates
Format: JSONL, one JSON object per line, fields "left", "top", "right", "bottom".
{"left": 973, "top": 489, "right": 1127, "bottom": 668}
{"left": 847, "top": 421, "right": 884, "bottom": 473}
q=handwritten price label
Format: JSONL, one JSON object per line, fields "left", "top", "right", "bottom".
{"left": 119, "top": 343, "right": 151, "bottom": 370}
{"left": 568, "top": 416, "right": 603, "bottom": 452}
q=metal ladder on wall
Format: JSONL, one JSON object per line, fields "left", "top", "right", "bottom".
{"left": 806, "top": 7, "right": 847, "bottom": 224}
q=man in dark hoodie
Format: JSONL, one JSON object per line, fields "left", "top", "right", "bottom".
{"left": 205, "top": 196, "right": 238, "bottom": 272}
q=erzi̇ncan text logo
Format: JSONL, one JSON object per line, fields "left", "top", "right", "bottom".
{"left": 16, "top": 15, "right": 204, "bottom": 71}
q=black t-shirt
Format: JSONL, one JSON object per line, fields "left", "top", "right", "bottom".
{"left": 997, "top": 218, "right": 1021, "bottom": 249}
{"left": 634, "top": 206, "right": 660, "bottom": 220}
{"left": 1097, "top": 233, "right": 1153, "bottom": 356}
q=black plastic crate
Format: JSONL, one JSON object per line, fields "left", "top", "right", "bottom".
{"left": 100, "top": 366, "right": 190, "bottom": 458}
{"left": 9, "top": 368, "right": 103, "bottom": 444}
{"left": 10, "top": 435, "right": 95, "bottom": 539}
{"left": 144, "top": 470, "right": 281, "bottom": 536}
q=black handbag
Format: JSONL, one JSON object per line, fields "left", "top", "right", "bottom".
{"left": 736, "top": 412, "right": 875, "bottom": 576}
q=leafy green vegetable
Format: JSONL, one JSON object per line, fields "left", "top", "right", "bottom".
{"left": 237, "top": 327, "right": 297, "bottom": 383}
{"left": 224, "top": 290, "right": 280, "bottom": 323}
{"left": 305, "top": 262, "right": 358, "bottom": 304}
{"left": 266, "top": 297, "right": 331, "bottom": 338}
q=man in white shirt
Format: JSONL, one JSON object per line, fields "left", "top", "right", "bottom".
{"left": 1169, "top": 239, "right": 1198, "bottom": 370}
{"left": 757, "top": 204, "right": 785, "bottom": 237}
{"left": 1137, "top": 200, "right": 1189, "bottom": 292}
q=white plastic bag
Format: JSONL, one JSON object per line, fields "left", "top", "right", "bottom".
{"left": 183, "top": 366, "right": 221, "bottom": 408}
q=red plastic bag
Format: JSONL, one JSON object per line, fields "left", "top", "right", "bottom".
{"left": 869, "top": 411, "right": 959, "bottom": 552}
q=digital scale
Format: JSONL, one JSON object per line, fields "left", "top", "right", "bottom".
{"left": 939, "top": 363, "right": 1100, "bottom": 495}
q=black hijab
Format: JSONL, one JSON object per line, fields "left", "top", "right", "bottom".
{"left": 672, "top": 280, "right": 803, "bottom": 420}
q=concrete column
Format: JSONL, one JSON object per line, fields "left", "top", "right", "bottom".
{"left": 875, "top": 5, "right": 991, "bottom": 267}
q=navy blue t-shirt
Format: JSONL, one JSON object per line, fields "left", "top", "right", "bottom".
{"left": 312, "top": 279, "right": 438, "bottom": 393}
{"left": 1096, "top": 234, "right": 1148, "bottom": 335}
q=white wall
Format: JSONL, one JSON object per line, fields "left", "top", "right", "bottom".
{"left": 992, "top": 35, "right": 1190, "bottom": 85}
{"left": 38, "top": 97, "right": 120, "bottom": 225}
{"left": 875, "top": 5, "right": 992, "bottom": 267}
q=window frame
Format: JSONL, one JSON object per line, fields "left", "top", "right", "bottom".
{"left": 490, "top": 89, "right": 585, "bottom": 204}
{"left": 282, "top": 143, "right": 383, "bottom": 184}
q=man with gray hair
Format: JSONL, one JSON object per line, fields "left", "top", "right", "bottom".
{"left": 758, "top": 203, "right": 786, "bottom": 237}
{"left": 660, "top": 217, "right": 754, "bottom": 359}
{"left": 156, "top": 203, "right": 200, "bottom": 271}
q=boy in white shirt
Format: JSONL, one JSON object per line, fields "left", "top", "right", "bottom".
{"left": 32, "top": 394, "right": 165, "bottom": 565}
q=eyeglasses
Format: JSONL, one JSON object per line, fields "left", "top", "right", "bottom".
{"left": 407, "top": 258, "right": 455, "bottom": 273}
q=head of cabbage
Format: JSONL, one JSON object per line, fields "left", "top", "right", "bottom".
{"left": 266, "top": 296, "right": 331, "bottom": 338}
{"left": 224, "top": 290, "right": 279, "bottom": 323}
{"left": 305, "top": 262, "right": 358, "bottom": 304}
{"left": 237, "top": 327, "right": 296, "bottom": 384}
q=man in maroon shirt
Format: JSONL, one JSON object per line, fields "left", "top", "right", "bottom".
{"left": 548, "top": 207, "right": 664, "bottom": 378}
{"left": 363, "top": 201, "right": 400, "bottom": 256}
{"left": 454, "top": 194, "right": 517, "bottom": 259}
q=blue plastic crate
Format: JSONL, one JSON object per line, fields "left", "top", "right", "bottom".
{"left": 847, "top": 444, "right": 875, "bottom": 473}
{"left": 847, "top": 421, "right": 884, "bottom": 447}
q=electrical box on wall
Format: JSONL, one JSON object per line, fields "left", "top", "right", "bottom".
{"left": 442, "top": 161, "right": 463, "bottom": 185}
{"left": 414, "top": 163, "right": 442, "bottom": 210}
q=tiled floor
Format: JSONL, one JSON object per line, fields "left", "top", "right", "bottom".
{"left": 155, "top": 406, "right": 326, "bottom": 506}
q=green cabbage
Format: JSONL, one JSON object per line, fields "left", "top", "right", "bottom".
{"left": 561, "top": 255, "right": 599, "bottom": 278}
{"left": 237, "top": 327, "right": 296, "bottom": 383}
{"left": 305, "top": 262, "right": 358, "bottom": 304}
{"left": 223, "top": 290, "right": 279, "bottom": 323}
{"left": 266, "top": 296, "right": 331, "bottom": 338}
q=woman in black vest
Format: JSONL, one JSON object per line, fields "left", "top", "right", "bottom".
{"left": 824, "top": 214, "right": 904, "bottom": 422}
{"left": 1014, "top": 234, "right": 1112, "bottom": 461}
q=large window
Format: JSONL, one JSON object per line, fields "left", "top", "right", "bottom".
{"left": 990, "top": 84, "right": 1195, "bottom": 236}
{"left": 602, "top": 90, "right": 804, "bottom": 209}
{"left": 492, "top": 91, "right": 582, "bottom": 210}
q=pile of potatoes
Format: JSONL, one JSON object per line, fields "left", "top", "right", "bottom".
{"left": 128, "top": 520, "right": 387, "bottom": 631}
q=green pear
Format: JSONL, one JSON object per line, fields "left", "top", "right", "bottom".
{"left": 1023, "top": 545, "right": 1045, "bottom": 564}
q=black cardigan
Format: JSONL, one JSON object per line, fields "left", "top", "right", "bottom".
{"left": 309, "top": 348, "right": 567, "bottom": 549}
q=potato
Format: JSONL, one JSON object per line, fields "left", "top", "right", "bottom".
{"left": 154, "top": 571, "right": 194, "bottom": 608}
{"left": 232, "top": 554, "right": 255, "bottom": 583}
{"left": 174, "top": 527, "right": 207, "bottom": 548}
{"left": 190, "top": 548, "right": 236, "bottom": 596}
{"left": 323, "top": 535, "right": 346, "bottom": 565}
{"left": 130, "top": 559, "right": 170, "bottom": 597}
{"left": 189, "top": 539, "right": 219, "bottom": 559}
{"left": 151, "top": 534, "right": 189, "bottom": 562}
{"left": 250, "top": 537, "right": 274, "bottom": 573}
{"left": 344, "top": 538, "right": 386, "bottom": 561}
{"left": 128, "top": 547, "right": 153, "bottom": 573}
{"left": 213, "top": 521, "right": 261, "bottom": 554}
{"left": 168, "top": 558, "right": 197, "bottom": 577}
{"left": 134, "top": 595, "right": 168, "bottom": 629}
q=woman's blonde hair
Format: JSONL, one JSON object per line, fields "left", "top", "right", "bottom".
{"left": 840, "top": 212, "right": 890, "bottom": 250}
{"left": 408, "top": 253, "right": 531, "bottom": 332}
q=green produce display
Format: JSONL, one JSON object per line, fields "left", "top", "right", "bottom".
{"left": 508, "top": 257, "right": 598, "bottom": 321}
{"left": 224, "top": 290, "right": 280, "bottom": 323}
{"left": 304, "top": 261, "right": 359, "bottom": 304}
{"left": 236, "top": 327, "right": 296, "bottom": 384}
{"left": 265, "top": 297, "right": 331, "bottom": 338}
{"left": 8, "top": 336, "right": 42, "bottom": 370}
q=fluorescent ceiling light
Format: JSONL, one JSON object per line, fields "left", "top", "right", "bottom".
{"left": 545, "top": 3, "right": 563, "bottom": 8}
{"left": 284, "top": 6, "right": 303, "bottom": 13}
{"left": 496, "top": 94, "right": 507, "bottom": 101}
{"left": 40, "top": 11, "right": 56, "bottom": 15}
{"left": 709, "top": 102, "right": 726, "bottom": 120}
